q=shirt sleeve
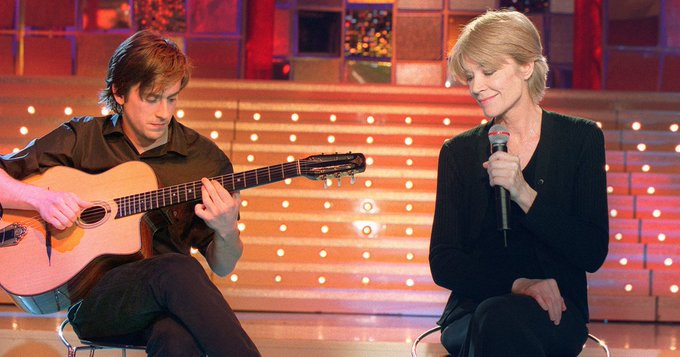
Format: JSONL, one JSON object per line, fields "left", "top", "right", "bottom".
{"left": 0, "top": 123, "right": 76, "bottom": 180}
{"left": 429, "top": 140, "right": 515, "bottom": 301}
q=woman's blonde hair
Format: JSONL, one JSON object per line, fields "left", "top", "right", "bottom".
{"left": 448, "top": 10, "right": 548, "bottom": 103}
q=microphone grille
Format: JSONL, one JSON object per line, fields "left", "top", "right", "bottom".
{"left": 488, "top": 124, "right": 509, "bottom": 144}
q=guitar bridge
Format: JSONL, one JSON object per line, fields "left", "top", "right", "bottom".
{"left": 0, "top": 223, "right": 26, "bottom": 247}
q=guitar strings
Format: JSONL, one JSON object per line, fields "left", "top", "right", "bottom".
{"left": 7, "top": 159, "right": 352, "bottom": 230}
{"left": 3, "top": 159, "right": 356, "bottom": 235}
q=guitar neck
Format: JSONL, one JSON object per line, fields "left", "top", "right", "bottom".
{"left": 114, "top": 161, "right": 303, "bottom": 218}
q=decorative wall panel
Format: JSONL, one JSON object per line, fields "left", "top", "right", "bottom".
{"left": 190, "top": 0, "right": 240, "bottom": 34}
{"left": 396, "top": 61, "right": 442, "bottom": 86}
{"left": 395, "top": 14, "right": 442, "bottom": 61}
{"left": 187, "top": 40, "right": 240, "bottom": 78}
{"left": 24, "top": 36, "right": 72, "bottom": 75}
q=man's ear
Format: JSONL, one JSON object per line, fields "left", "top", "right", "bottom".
{"left": 112, "top": 85, "right": 125, "bottom": 106}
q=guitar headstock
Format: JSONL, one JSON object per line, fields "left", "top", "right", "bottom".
{"left": 301, "top": 153, "right": 366, "bottom": 184}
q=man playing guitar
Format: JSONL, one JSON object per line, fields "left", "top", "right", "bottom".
{"left": 0, "top": 30, "right": 261, "bottom": 357}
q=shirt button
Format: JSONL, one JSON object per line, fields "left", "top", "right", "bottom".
{"left": 538, "top": 178, "right": 545, "bottom": 185}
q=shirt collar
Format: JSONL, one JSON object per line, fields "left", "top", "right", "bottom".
{"left": 103, "top": 114, "right": 189, "bottom": 157}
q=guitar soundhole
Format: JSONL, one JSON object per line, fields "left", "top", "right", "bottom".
{"left": 77, "top": 202, "right": 111, "bottom": 228}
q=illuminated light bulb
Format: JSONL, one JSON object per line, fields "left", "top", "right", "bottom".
{"left": 619, "top": 258, "right": 628, "bottom": 266}
{"left": 610, "top": 209, "right": 618, "bottom": 217}
{"left": 404, "top": 137, "right": 413, "bottom": 146}
{"left": 19, "top": 126, "right": 28, "bottom": 135}
{"left": 406, "top": 159, "right": 413, "bottom": 166}
{"left": 101, "top": 107, "right": 109, "bottom": 116}
{"left": 238, "top": 223, "right": 246, "bottom": 231}
{"left": 230, "top": 274, "right": 238, "bottom": 282}
{"left": 405, "top": 227, "right": 414, "bottom": 236}
{"left": 318, "top": 276, "right": 326, "bottom": 284}
{"left": 12, "top": 148, "right": 20, "bottom": 153}
{"left": 276, "top": 248, "right": 285, "bottom": 257}
{"left": 658, "top": 233, "right": 667, "bottom": 242}
{"left": 405, "top": 204, "right": 413, "bottom": 212}
{"left": 362, "top": 251, "right": 371, "bottom": 259}
{"left": 642, "top": 164, "right": 651, "bottom": 172}
{"left": 481, "top": 119, "right": 488, "bottom": 124}
{"left": 176, "top": 109, "right": 185, "bottom": 118}
{"left": 647, "top": 187, "right": 656, "bottom": 194}
{"left": 653, "top": 209, "right": 662, "bottom": 218}
{"left": 443, "top": 118, "right": 451, "bottom": 126}
{"left": 406, "top": 279, "right": 415, "bottom": 287}
{"left": 632, "top": 122, "right": 641, "bottom": 130}
{"left": 291, "top": 113, "right": 299, "bottom": 122}
{"left": 210, "top": 131, "right": 219, "bottom": 139}
{"left": 289, "top": 134, "right": 297, "bottom": 142}
{"left": 27, "top": 105, "right": 36, "bottom": 114}
{"left": 325, "top": 178, "right": 333, "bottom": 187}
{"left": 366, "top": 136, "right": 374, "bottom": 144}
{"left": 366, "top": 157, "right": 374, "bottom": 165}
{"left": 664, "top": 258, "right": 673, "bottom": 266}
{"left": 279, "top": 224, "right": 287, "bottom": 232}
{"left": 405, "top": 181, "right": 413, "bottom": 189}
{"left": 624, "top": 284, "right": 633, "bottom": 292}
{"left": 241, "top": 200, "right": 248, "bottom": 207}
{"left": 405, "top": 116, "right": 412, "bottom": 124}
{"left": 615, "top": 233, "right": 623, "bottom": 241}
{"left": 253, "top": 113, "right": 261, "bottom": 121}
{"left": 321, "top": 225, "right": 329, "bottom": 234}
{"left": 670, "top": 124, "right": 678, "bottom": 132}
{"left": 671, "top": 285, "right": 679, "bottom": 293}
{"left": 406, "top": 252, "right": 414, "bottom": 260}
{"left": 367, "top": 116, "right": 375, "bottom": 124}
{"left": 287, "top": 155, "right": 295, "bottom": 162}
{"left": 214, "top": 110, "right": 223, "bottom": 119}
{"left": 362, "top": 226, "right": 372, "bottom": 235}
{"left": 323, "top": 201, "right": 332, "bottom": 209}
{"left": 327, "top": 135, "right": 335, "bottom": 144}
{"left": 190, "top": 247, "right": 198, "bottom": 255}
{"left": 362, "top": 201, "right": 373, "bottom": 212}
{"left": 274, "top": 275, "right": 282, "bottom": 283}
{"left": 64, "top": 107, "right": 73, "bottom": 115}
{"left": 329, "top": 114, "right": 337, "bottom": 122}
{"left": 637, "top": 143, "right": 646, "bottom": 152}
{"left": 319, "top": 249, "right": 327, "bottom": 258}
{"left": 284, "top": 178, "right": 292, "bottom": 185}
{"left": 605, "top": 164, "right": 610, "bottom": 172}
{"left": 596, "top": 121, "right": 603, "bottom": 128}
{"left": 365, "top": 180, "right": 373, "bottom": 188}
{"left": 361, "top": 277, "right": 370, "bottom": 285}
{"left": 247, "top": 154, "right": 255, "bottom": 162}
{"left": 676, "top": 144, "right": 680, "bottom": 153}
{"left": 250, "top": 133, "right": 258, "bottom": 142}
{"left": 282, "top": 200, "right": 290, "bottom": 208}
{"left": 607, "top": 186, "right": 614, "bottom": 193}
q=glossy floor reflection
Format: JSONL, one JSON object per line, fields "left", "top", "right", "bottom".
{"left": 1, "top": 305, "right": 679, "bottom": 356}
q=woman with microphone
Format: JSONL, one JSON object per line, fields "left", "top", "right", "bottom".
{"left": 429, "top": 9, "right": 609, "bottom": 356}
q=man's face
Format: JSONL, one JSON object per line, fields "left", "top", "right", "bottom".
{"left": 114, "top": 80, "right": 181, "bottom": 151}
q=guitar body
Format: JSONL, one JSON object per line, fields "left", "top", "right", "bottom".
{"left": 0, "top": 161, "right": 158, "bottom": 314}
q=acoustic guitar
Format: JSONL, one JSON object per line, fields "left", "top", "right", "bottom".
{"left": 0, "top": 153, "right": 365, "bottom": 314}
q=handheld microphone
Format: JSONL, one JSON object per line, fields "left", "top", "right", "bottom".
{"left": 488, "top": 124, "right": 510, "bottom": 246}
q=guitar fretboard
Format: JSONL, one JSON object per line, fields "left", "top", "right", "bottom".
{"left": 114, "top": 161, "right": 302, "bottom": 218}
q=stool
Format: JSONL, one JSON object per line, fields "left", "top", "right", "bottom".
{"left": 410, "top": 325, "right": 610, "bottom": 357}
{"left": 58, "top": 319, "right": 146, "bottom": 357}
